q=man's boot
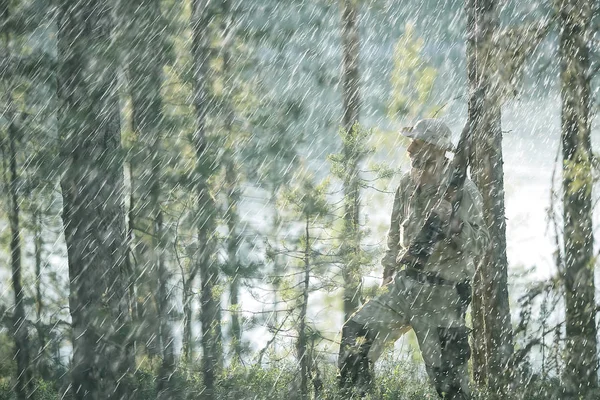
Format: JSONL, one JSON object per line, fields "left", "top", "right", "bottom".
{"left": 431, "top": 327, "right": 471, "bottom": 400}
{"left": 338, "top": 320, "right": 374, "bottom": 396}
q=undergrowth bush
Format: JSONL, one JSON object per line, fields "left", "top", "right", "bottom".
{"left": 0, "top": 358, "right": 586, "bottom": 399}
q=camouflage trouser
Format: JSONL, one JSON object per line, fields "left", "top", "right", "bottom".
{"left": 338, "top": 271, "right": 471, "bottom": 399}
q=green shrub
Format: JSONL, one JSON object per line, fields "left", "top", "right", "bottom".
{"left": 0, "top": 358, "right": 589, "bottom": 400}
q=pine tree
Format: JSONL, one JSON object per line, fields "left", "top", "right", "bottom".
{"left": 1, "top": 102, "right": 33, "bottom": 400}
{"left": 557, "top": 0, "right": 598, "bottom": 396}
{"left": 0, "top": 0, "right": 56, "bottom": 396}
{"left": 191, "top": 0, "right": 222, "bottom": 395}
{"left": 339, "top": 0, "right": 363, "bottom": 334}
{"left": 118, "top": 0, "right": 176, "bottom": 394}
{"left": 388, "top": 23, "right": 439, "bottom": 120}
{"left": 57, "top": 0, "right": 134, "bottom": 397}
{"left": 218, "top": 0, "right": 245, "bottom": 360}
{"left": 280, "top": 174, "right": 331, "bottom": 400}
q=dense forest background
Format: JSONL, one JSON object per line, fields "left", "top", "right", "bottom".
{"left": 0, "top": 0, "right": 599, "bottom": 399}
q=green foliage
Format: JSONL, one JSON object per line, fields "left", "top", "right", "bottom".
{"left": 218, "top": 363, "right": 300, "bottom": 399}
{"left": 329, "top": 123, "right": 380, "bottom": 286}
{"left": 0, "top": 333, "right": 15, "bottom": 387}
{"left": 368, "top": 162, "right": 397, "bottom": 181}
{"left": 0, "top": 348, "right": 583, "bottom": 400}
{"left": 388, "top": 23, "right": 440, "bottom": 121}
{"left": 281, "top": 174, "right": 331, "bottom": 219}
{"left": 329, "top": 123, "right": 375, "bottom": 181}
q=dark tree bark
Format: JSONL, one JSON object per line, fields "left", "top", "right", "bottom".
{"left": 341, "top": 0, "right": 360, "bottom": 133}
{"left": 4, "top": 122, "right": 33, "bottom": 400}
{"left": 181, "top": 271, "right": 197, "bottom": 364}
{"left": 295, "top": 217, "right": 311, "bottom": 400}
{"left": 57, "top": 1, "right": 133, "bottom": 398}
{"left": 466, "top": 0, "right": 514, "bottom": 392}
{"left": 33, "top": 207, "right": 50, "bottom": 379}
{"left": 220, "top": 0, "right": 244, "bottom": 360}
{"left": 471, "top": 267, "right": 487, "bottom": 385}
{"left": 557, "top": 0, "right": 598, "bottom": 396}
{"left": 34, "top": 209, "right": 43, "bottom": 326}
{"left": 123, "top": 0, "right": 175, "bottom": 395}
{"left": 0, "top": 5, "right": 33, "bottom": 398}
{"left": 191, "top": 0, "right": 221, "bottom": 396}
{"left": 126, "top": 165, "right": 140, "bottom": 349}
{"left": 340, "top": 0, "right": 362, "bottom": 324}
{"left": 225, "top": 160, "right": 243, "bottom": 358}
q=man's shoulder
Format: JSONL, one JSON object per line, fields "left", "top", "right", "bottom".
{"left": 394, "top": 172, "right": 414, "bottom": 194}
{"left": 399, "top": 171, "right": 413, "bottom": 186}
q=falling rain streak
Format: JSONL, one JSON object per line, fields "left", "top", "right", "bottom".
{"left": 0, "top": 0, "right": 599, "bottom": 399}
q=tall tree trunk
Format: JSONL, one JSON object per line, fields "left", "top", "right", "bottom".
{"left": 34, "top": 209, "right": 44, "bottom": 327}
{"left": 466, "top": 0, "right": 488, "bottom": 385}
{"left": 226, "top": 162, "right": 242, "bottom": 359}
{"left": 1, "top": 6, "right": 33, "bottom": 398}
{"left": 297, "top": 216, "right": 311, "bottom": 400}
{"left": 220, "top": 0, "right": 243, "bottom": 361}
{"left": 5, "top": 123, "right": 33, "bottom": 400}
{"left": 466, "top": 0, "right": 514, "bottom": 392}
{"left": 191, "top": 0, "right": 221, "bottom": 396}
{"left": 471, "top": 267, "right": 487, "bottom": 385}
{"left": 340, "top": 0, "right": 361, "bottom": 324}
{"left": 341, "top": 0, "right": 360, "bottom": 133}
{"left": 558, "top": 0, "right": 598, "bottom": 396}
{"left": 33, "top": 207, "right": 50, "bottom": 379}
{"left": 124, "top": 0, "right": 175, "bottom": 394}
{"left": 181, "top": 272, "right": 197, "bottom": 364}
{"left": 125, "top": 164, "right": 140, "bottom": 353}
{"left": 57, "top": 1, "right": 133, "bottom": 398}
{"left": 270, "top": 191, "right": 283, "bottom": 357}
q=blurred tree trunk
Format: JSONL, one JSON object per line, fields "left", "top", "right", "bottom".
{"left": 4, "top": 120, "right": 33, "bottom": 400}
{"left": 341, "top": 0, "right": 360, "bottom": 132}
{"left": 34, "top": 208, "right": 44, "bottom": 333}
{"left": 1, "top": 6, "right": 33, "bottom": 398}
{"left": 181, "top": 271, "right": 197, "bottom": 364}
{"left": 466, "top": 0, "right": 514, "bottom": 393}
{"left": 123, "top": 0, "right": 175, "bottom": 395}
{"left": 191, "top": 0, "right": 222, "bottom": 396}
{"left": 57, "top": 1, "right": 133, "bottom": 398}
{"left": 33, "top": 206, "right": 50, "bottom": 379}
{"left": 0, "top": 9, "right": 30, "bottom": 400}
{"left": 220, "top": 0, "right": 244, "bottom": 360}
{"left": 298, "top": 217, "right": 311, "bottom": 400}
{"left": 340, "top": 0, "right": 361, "bottom": 324}
{"left": 225, "top": 157, "right": 243, "bottom": 360}
{"left": 270, "top": 194, "right": 284, "bottom": 357}
{"left": 125, "top": 165, "right": 140, "bottom": 350}
{"left": 557, "top": 0, "right": 598, "bottom": 396}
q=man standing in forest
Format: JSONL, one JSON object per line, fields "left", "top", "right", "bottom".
{"left": 337, "top": 118, "right": 489, "bottom": 399}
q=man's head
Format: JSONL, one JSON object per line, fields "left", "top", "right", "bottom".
{"left": 406, "top": 138, "right": 447, "bottom": 170}
{"left": 401, "top": 119, "right": 453, "bottom": 184}
{"left": 401, "top": 119, "right": 454, "bottom": 152}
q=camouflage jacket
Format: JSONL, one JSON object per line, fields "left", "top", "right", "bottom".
{"left": 382, "top": 172, "right": 490, "bottom": 283}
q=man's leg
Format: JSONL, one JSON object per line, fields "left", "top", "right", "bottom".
{"left": 414, "top": 323, "right": 471, "bottom": 399}
{"left": 338, "top": 320, "right": 376, "bottom": 395}
{"left": 437, "top": 326, "right": 471, "bottom": 400}
{"left": 338, "top": 282, "right": 411, "bottom": 396}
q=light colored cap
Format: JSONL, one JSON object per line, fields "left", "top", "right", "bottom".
{"left": 401, "top": 118, "right": 454, "bottom": 151}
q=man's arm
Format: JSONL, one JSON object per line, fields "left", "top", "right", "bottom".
{"left": 382, "top": 186, "right": 403, "bottom": 284}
